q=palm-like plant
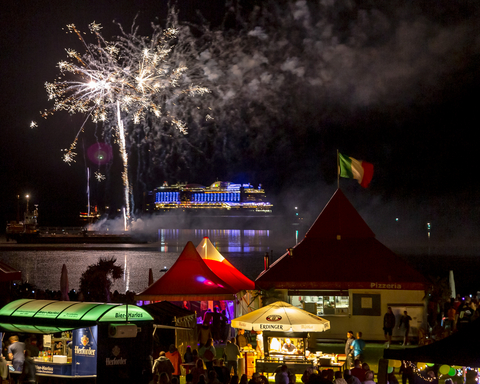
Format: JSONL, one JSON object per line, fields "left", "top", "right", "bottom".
{"left": 79, "top": 257, "right": 123, "bottom": 302}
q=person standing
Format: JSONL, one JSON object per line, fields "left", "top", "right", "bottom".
{"left": 7, "top": 335, "right": 25, "bottom": 372}
{"left": 166, "top": 344, "right": 183, "bottom": 380}
{"left": 211, "top": 307, "right": 221, "bottom": 343}
{"left": 224, "top": 338, "right": 241, "bottom": 376}
{"left": 199, "top": 338, "right": 216, "bottom": 373}
{"left": 19, "top": 350, "right": 36, "bottom": 384}
{"left": 383, "top": 307, "right": 396, "bottom": 348}
{"left": 456, "top": 299, "right": 474, "bottom": 331}
{"left": 275, "top": 364, "right": 289, "bottom": 384}
{"left": 255, "top": 331, "right": 264, "bottom": 358}
{"left": 236, "top": 329, "right": 248, "bottom": 350}
{"left": 344, "top": 331, "right": 355, "bottom": 368}
{"left": 350, "top": 360, "right": 366, "bottom": 382}
{"left": 199, "top": 321, "right": 213, "bottom": 347}
{"left": 152, "top": 351, "right": 175, "bottom": 383}
{"left": 191, "top": 359, "right": 207, "bottom": 384}
{"left": 350, "top": 333, "right": 366, "bottom": 362}
{"left": 398, "top": 311, "right": 413, "bottom": 346}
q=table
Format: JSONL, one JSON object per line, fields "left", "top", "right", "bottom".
{"left": 318, "top": 361, "right": 345, "bottom": 372}
{"left": 256, "top": 359, "right": 316, "bottom": 376}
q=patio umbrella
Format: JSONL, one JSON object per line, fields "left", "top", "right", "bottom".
{"left": 449, "top": 270, "right": 456, "bottom": 299}
{"left": 231, "top": 301, "right": 330, "bottom": 332}
{"left": 60, "top": 264, "right": 69, "bottom": 301}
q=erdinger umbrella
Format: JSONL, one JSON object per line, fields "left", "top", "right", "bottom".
{"left": 231, "top": 301, "right": 330, "bottom": 332}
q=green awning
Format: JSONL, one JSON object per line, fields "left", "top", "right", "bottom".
{"left": 0, "top": 299, "right": 153, "bottom": 333}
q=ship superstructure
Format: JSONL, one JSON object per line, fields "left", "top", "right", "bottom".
{"left": 153, "top": 181, "right": 273, "bottom": 214}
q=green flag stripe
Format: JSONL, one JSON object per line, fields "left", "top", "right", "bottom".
{"left": 339, "top": 153, "right": 354, "bottom": 179}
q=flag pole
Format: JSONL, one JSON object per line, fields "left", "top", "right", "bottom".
{"left": 337, "top": 149, "right": 340, "bottom": 189}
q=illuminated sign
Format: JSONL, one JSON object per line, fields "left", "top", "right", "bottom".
{"left": 370, "top": 282, "right": 402, "bottom": 289}
{"left": 259, "top": 324, "right": 285, "bottom": 330}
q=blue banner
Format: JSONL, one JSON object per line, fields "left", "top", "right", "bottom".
{"left": 72, "top": 326, "right": 97, "bottom": 376}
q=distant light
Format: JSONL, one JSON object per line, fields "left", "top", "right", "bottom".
{"left": 395, "top": 218, "right": 399, "bottom": 222}
{"left": 294, "top": 207, "right": 297, "bottom": 210}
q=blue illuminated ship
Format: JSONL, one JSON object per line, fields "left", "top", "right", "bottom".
{"left": 151, "top": 181, "right": 273, "bottom": 215}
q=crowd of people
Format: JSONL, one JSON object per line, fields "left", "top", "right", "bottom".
{"left": 200, "top": 307, "right": 232, "bottom": 345}
{"left": 294, "top": 361, "right": 386, "bottom": 384}
{"left": 152, "top": 336, "right": 250, "bottom": 384}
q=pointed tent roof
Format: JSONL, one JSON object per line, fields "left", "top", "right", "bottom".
{"left": 256, "top": 189, "right": 428, "bottom": 290}
{"left": 136, "top": 241, "right": 238, "bottom": 301}
{"left": 196, "top": 237, "right": 255, "bottom": 291}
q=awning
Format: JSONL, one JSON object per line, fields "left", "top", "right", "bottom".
{"left": 136, "top": 242, "right": 238, "bottom": 301}
{"left": 196, "top": 237, "right": 255, "bottom": 291}
{"left": 0, "top": 299, "right": 154, "bottom": 333}
{"left": 0, "top": 261, "right": 21, "bottom": 282}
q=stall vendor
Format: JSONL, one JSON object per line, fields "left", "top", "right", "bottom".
{"left": 282, "top": 339, "right": 297, "bottom": 354}
{"left": 270, "top": 338, "right": 281, "bottom": 352}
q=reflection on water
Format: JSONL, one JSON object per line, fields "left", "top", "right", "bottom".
{"left": 156, "top": 228, "right": 272, "bottom": 253}
{"left": 0, "top": 228, "right": 302, "bottom": 294}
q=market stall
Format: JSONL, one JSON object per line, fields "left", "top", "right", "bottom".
{"left": 231, "top": 301, "right": 336, "bottom": 376}
{"left": 0, "top": 299, "right": 154, "bottom": 383}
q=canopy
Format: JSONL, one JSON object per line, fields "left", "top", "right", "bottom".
{"left": 0, "top": 299, "right": 153, "bottom": 333}
{"left": 136, "top": 241, "right": 238, "bottom": 301}
{"left": 231, "top": 301, "right": 330, "bottom": 332}
{"left": 196, "top": 237, "right": 255, "bottom": 291}
{"left": 0, "top": 261, "right": 21, "bottom": 282}
{"left": 384, "top": 317, "right": 480, "bottom": 367}
{"left": 256, "top": 189, "right": 428, "bottom": 290}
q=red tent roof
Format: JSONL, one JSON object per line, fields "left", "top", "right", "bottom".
{"left": 0, "top": 261, "right": 21, "bottom": 282}
{"left": 136, "top": 241, "right": 238, "bottom": 301}
{"left": 196, "top": 237, "right": 255, "bottom": 291}
{"left": 256, "top": 189, "right": 428, "bottom": 290}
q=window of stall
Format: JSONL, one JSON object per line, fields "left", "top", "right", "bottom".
{"left": 266, "top": 336, "right": 305, "bottom": 357}
{"left": 289, "top": 291, "right": 350, "bottom": 316}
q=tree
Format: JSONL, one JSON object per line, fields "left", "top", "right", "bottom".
{"left": 79, "top": 257, "right": 123, "bottom": 302}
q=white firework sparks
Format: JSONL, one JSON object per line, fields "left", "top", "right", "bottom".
{"left": 43, "top": 15, "right": 211, "bottom": 223}
{"left": 94, "top": 171, "right": 106, "bottom": 182}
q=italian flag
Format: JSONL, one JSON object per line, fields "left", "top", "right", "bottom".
{"left": 339, "top": 153, "right": 374, "bottom": 188}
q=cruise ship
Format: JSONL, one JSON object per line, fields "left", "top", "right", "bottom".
{"left": 150, "top": 181, "right": 273, "bottom": 215}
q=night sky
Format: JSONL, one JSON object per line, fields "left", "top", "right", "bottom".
{"left": 1, "top": 0, "right": 480, "bottom": 254}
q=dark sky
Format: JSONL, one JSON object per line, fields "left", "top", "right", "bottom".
{"left": 1, "top": 0, "right": 480, "bottom": 252}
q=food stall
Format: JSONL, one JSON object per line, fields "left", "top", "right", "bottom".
{"left": 231, "top": 301, "right": 333, "bottom": 376}
{"left": 0, "top": 299, "right": 154, "bottom": 383}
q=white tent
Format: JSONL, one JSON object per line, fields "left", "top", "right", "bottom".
{"left": 231, "top": 301, "right": 330, "bottom": 333}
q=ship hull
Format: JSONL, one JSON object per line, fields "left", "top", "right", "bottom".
{"left": 10, "top": 233, "right": 146, "bottom": 244}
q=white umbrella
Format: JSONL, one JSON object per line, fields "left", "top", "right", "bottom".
{"left": 449, "top": 270, "right": 456, "bottom": 299}
{"left": 231, "top": 301, "right": 330, "bottom": 332}
{"left": 60, "top": 264, "right": 70, "bottom": 301}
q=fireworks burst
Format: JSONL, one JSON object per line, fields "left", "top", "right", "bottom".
{"left": 44, "top": 15, "right": 211, "bottom": 223}
{"left": 30, "top": 121, "right": 38, "bottom": 129}
{"left": 94, "top": 171, "right": 106, "bottom": 182}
